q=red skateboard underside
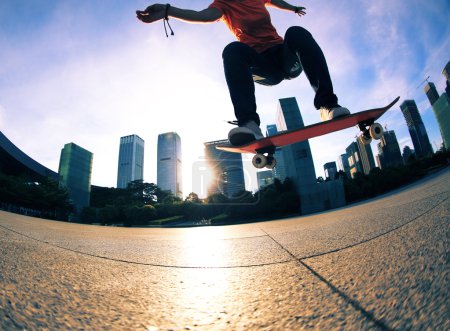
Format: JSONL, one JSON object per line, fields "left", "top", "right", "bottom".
{"left": 217, "top": 96, "right": 400, "bottom": 154}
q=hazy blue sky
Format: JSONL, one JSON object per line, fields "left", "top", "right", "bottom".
{"left": 1, "top": 0, "right": 449, "bottom": 195}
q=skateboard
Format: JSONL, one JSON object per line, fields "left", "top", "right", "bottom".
{"left": 216, "top": 96, "right": 400, "bottom": 169}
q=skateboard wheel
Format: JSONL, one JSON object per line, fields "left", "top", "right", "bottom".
{"left": 359, "top": 133, "right": 372, "bottom": 145}
{"left": 369, "top": 123, "right": 384, "bottom": 140}
{"left": 252, "top": 154, "right": 267, "bottom": 169}
{"left": 265, "top": 156, "right": 277, "bottom": 169}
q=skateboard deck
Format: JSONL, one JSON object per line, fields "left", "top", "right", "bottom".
{"left": 216, "top": 96, "right": 400, "bottom": 169}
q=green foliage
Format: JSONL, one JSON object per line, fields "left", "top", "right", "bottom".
{"left": 0, "top": 172, "right": 73, "bottom": 220}
{"left": 344, "top": 150, "right": 449, "bottom": 202}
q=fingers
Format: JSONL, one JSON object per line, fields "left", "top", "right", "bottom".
{"left": 295, "top": 6, "right": 306, "bottom": 16}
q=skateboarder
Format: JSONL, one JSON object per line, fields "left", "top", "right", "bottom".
{"left": 136, "top": 0, "right": 350, "bottom": 146}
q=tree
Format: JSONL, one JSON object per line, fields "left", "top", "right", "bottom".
{"left": 185, "top": 192, "right": 202, "bottom": 203}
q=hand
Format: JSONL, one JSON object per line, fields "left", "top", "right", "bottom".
{"left": 136, "top": 4, "right": 166, "bottom": 23}
{"left": 295, "top": 6, "right": 306, "bottom": 16}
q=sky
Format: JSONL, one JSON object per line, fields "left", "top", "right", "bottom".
{"left": 1, "top": 0, "right": 449, "bottom": 197}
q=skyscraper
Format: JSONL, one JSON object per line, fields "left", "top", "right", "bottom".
{"left": 356, "top": 138, "right": 376, "bottom": 175}
{"left": 400, "top": 100, "right": 433, "bottom": 158}
{"left": 276, "top": 97, "right": 316, "bottom": 185}
{"left": 402, "top": 146, "right": 415, "bottom": 164}
{"left": 430, "top": 93, "right": 450, "bottom": 151}
{"left": 323, "top": 162, "right": 337, "bottom": 180}
{"left": 117, "top": 134, "right": 144, "bottom": 189}
{"left": 443, "top": 61, "right": 450, "bottom": 96}
{"left": 424, "top": 76, "right": 450, "bottom": 151}
{"left": 376, "top": 130, "right": 403, "bottom": 169}
{"left": 58, "top": 143, "right": 93, "bottom": 214}
{"left": 203, "top": 139, "right": 245, "bottom": 198}
{"left": 257, "top": 170, "right": 274, "bottom": 189}
{"left": 424, "top": 82, "right": 440, "bottom": 106}
{"left": 346, "top": 142, "right": 363, "bottom": 178}
{"left": 338, "top": 153, "right": 351, "bottom": 178}
{"left": 276, "top": 97, "right": 345, "bottom": 214}
{"left": 157, "top": 132, "right": 182, "bottom": 198}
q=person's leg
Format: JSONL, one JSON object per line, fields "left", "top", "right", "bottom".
{"left": 283, "top": 26, "right": 339, "bottom": 109}
{"left": 222, "top": 42, "right": 261, "bottom": 126}
{"left": 222, "top": 42, "right": 284, "bottom": 126}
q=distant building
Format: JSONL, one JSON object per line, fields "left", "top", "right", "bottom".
{"left": 424, "top": 82, "right": 440, "bottom": 106}
{"left": 346, "top": 142, "right": 363, "bottom": 178}
{"left": 424, "top": 76, "right": 450, "bottom": 151}
{"left": 377, "top": 130, "right": 403, "bottom": 169}
{"left": 400, "top": 100, "right": 433, "bottom": 158}
{"left": 402, "top": 145, "right": 415, "bottom": 164}
{"left": 356, "top": 138, "right": 376, "bottom": 175}
{"left": 346, "top": 138, "right": 376, "bottom": 177}
{"left": 277, "top": 97, "right": 345, "bottom": 214}
{"left": 443, "top": 61, "right": 450, "bottom": 96}
{"left": 203, "top": 139, "right": 245, "bottom": 198}
{"left": 338, "top": 153, "right": 351, "bottom": 178}
{"left": 257, "top": 170, "right": 274, "bottom": 189}
{"left": 266, "top": 124, "right": 287, "bottom": 181}
{"left": 117, "top": 134, "right": 144, "bottom": 189}
{"left": 323, "top": 162, "right": 337, "bottom": 180}
{"left": 58, "top": 143, "right": 93, "bottom": 213}
{"left": 157, "top": 132, "right": 182, "bottom": 198}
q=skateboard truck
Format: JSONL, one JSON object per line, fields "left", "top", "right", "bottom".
{"left": 357, "top": 121, "right": 384, "bottom": 145}
{"left": 253, "top": 146, "right": 277, "bottom": 169}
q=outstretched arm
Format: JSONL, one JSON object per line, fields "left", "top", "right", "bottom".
{"left": 136, "top": 4, "right": 222, "bottom": 24}
{"left": 267, "top": 0, "right": 306, "bottom": 16}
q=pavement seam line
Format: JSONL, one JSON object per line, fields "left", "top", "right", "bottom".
{"left": 260, "top": 228, "right": 393, "bottom": 331}
{"left": 0, "top": 193, "right": 447, "bottom": 270}
{"left": 0, "top": 223, "right": 295, "bottom": 269}
{"left": 296, "top": 195, "right": 449, "bottom": 260}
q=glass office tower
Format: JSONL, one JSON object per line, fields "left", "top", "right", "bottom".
{"left": 400, "top": 100, "right": 433, "bottom": 158}
{"left": 58, "top": 143, "right": 93, "bottom": 213}
{"left": 424, "top": 79, "right": 450, "bottom": 151}
{"left": 157, "top": 132, "right": 182, "bottom": 198}
{"left": 376, "top": 130, "right": 403, "bottom": 169}
{"left": 203, "top": 139, "right": 245, "bottom": 198}
{"left": 276, "top": 97, "right": 316, "bottom": 185}
{"left": 117, "top": 134, "right": 145, "bottom": 189}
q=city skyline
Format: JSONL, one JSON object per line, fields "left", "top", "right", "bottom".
{"left": 0, "top": 1, "right": 449, "bottom": 194}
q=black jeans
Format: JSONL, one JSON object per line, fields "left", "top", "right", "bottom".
{"left": 222, "top": 26, "right": 339, "bottom": 126}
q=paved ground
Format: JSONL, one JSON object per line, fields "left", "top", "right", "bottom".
{"left": 0, "top": 168, "right": 449, "bottom": 330}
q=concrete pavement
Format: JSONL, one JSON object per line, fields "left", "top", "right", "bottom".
{"left": 0, "top": 168, "right": 449, "bottom": 330}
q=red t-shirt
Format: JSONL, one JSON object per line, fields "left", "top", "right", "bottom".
{"left": 208, "top": 0, "right": 283, "bottom": 53}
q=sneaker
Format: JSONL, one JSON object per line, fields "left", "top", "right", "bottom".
{"left": 320, "top": 106, "right": 350, "bottom": 121}
{"left": 228, "top": 120, "right": 264, "bottom": 146}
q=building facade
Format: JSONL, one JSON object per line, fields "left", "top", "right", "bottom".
{"left": 58, "top": 143, "right": 93, "bottom": 214}
{"left": 376, "top": 130, "right": 403, "bottom": 169}
{"left": 0, "top": 131, "right": 59, "bottom": 181}
{"left": 443, "top": 61, "right": 450, "bottom": 96}
{"left": 356, "top": 138, "right": 376, "bottom": 175}
{"left": 424, "top": 78, "right": 450, "bottom": 151}
{"left": 402, "top": 146, "right": 415, "bottom": 164}
{"left": 346, "top": 142, "right": 363, "bottom": 178}
{"left": 277, "top": 97, "right": 345, "bottom": 214}
{"left": 323, "top": 162, "right": 338, "bottom": 180}
{"left": 117, "top": 134, "right": 145, "bottom": 189}
{"left": 203, "top": 139, "right": 245, "bottom": 198}
{"left": 338, "top": 153, "right": 351, "bottom": 178}
{"left": 157, "top": 132, "right": 183, "bottom": 198}
{"left": 400, "top": 100, "right": 433, "bottom": 158}
{"left": 257, "top": 170, "right": 274, "bottom": 189}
